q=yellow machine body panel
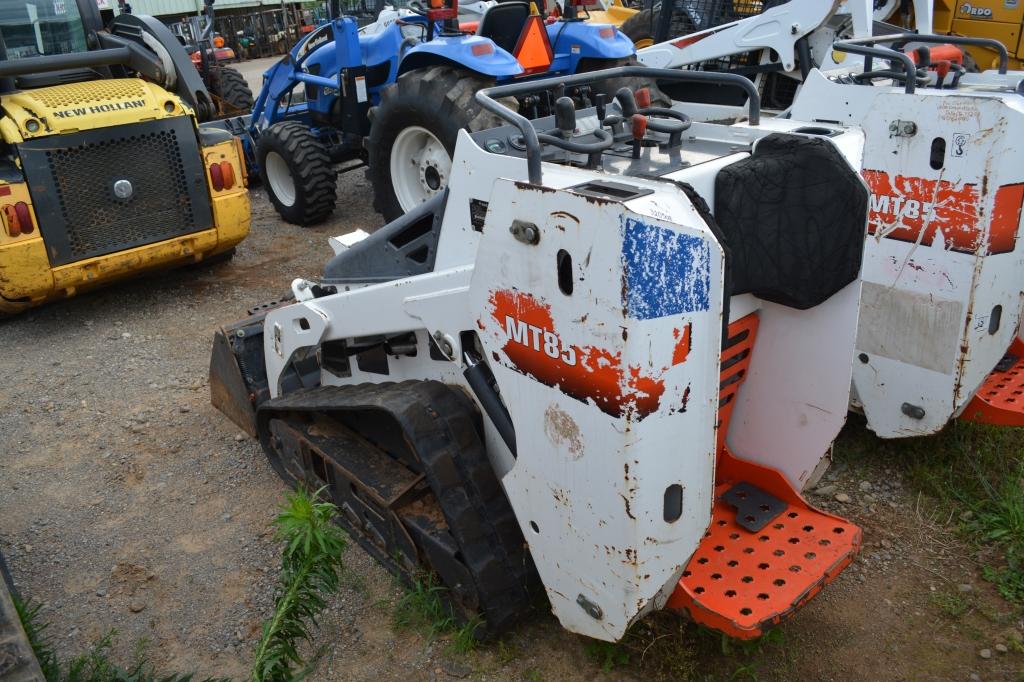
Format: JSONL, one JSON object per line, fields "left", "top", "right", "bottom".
{"left": 1, "top": 78, "right": 190, "bottom": 139}
{"left": 0, "top": 78, "right": 250, "bottom": 317}
{"left": 584, "top": 1, "right": 638, "bottom": 27}
{"left": 932, "top": 0, "right": 1024, "bottom": 68}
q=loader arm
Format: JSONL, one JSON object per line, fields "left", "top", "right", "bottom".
{"left": 638, "top": 0, "right": 843, "bottom": 72}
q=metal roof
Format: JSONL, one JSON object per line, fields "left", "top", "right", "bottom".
{"left": 107, "top": 0, "right": 300, "bottom": 16}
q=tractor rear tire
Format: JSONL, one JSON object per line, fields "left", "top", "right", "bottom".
{"left": 367, "top": 66, "right": 511, "bottom": 222}
{"left": 257, "top": 121, "right": 338, "bottom": 226}
{"left": 210, "top": 66, "right": 255, "bottom": 113}
{"left": 619, "top": 6, "right": 696, "bottom": 48}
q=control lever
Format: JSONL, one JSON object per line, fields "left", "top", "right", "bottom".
{"left": 602, "top": 87, "right": 690, "bottom": 148}
{"left": 635, "top": 87, "right": 651, "bottom": 109}
{"left": 914, "top": 46, "right": 931, "bottom": 69}
{"left": 594, "top": 93, "right": 607, "bottom": 122}
{"left": 631, "top": 114, "right": 647, "bottom": 160}
{"left": 615, "top": 87, "right": 638, "bottom": 116}
{"left": 554, "top": 96, "right": 576, "bottom": 139}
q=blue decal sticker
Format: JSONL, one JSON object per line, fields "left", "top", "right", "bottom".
{"left": 621, "top": 216, "right": 711, "bottom": 319}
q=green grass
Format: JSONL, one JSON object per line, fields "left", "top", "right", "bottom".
{"left": 391, "top": 573, "right": 481, "bottom": 653}
{"left": 12, "top": 598, "right": 223, "bottom": 682}
{"left": 930, "top": 590, "right": 973, "bottom": 619}
{"left": 837, "top": 417, "right": 1024, "bottom": 603}
{"left": 583, "top": 639, "right": 630, "bottom": 672}
{"left": 13, "top": 486, "right": 346, "bottom": 682}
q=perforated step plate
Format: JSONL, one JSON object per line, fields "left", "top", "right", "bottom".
{"left": 666, "top": 452, "right": 861, "bottom": 639}
{"left": 961, "top": 339, "right": 1024, "bottom": 427}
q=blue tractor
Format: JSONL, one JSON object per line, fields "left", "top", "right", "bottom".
{"left": 249, "top": 0, "right": 638, "bottom": 224}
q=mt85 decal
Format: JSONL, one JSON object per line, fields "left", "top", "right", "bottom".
{"left": 863, "top": 170, "right": 1024, "bottom": 255}
{"left": 487, "top": 290, "right": 692, "bottom": 420}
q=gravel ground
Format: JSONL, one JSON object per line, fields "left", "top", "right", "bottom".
{"left": 1, "top": 168, "right": 1023, "bottom": 680}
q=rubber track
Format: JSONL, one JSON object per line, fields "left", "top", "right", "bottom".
{"left": 257, "top": 381, "right": 534, "bottom": 634}
{"left": 261, "top": 121, "right": 337, "bottom": 225}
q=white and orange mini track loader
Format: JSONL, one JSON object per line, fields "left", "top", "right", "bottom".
{"left": 793, "top": 35, "right": 1024, "bottom": 438}
{"left": 209, "top": 67, "right": 871, "bottom": 641}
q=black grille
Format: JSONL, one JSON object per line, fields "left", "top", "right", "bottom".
{"left": 19, "top": 117, "right": 213, "bottom": 266}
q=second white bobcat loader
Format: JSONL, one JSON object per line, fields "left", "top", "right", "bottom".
{"left": 209, "top": 68, "right": 870, "bottom": 642}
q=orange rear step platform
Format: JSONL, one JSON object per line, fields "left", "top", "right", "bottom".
{"left": 665, "top": 315, "right": 862, "bottom": 639}
{"left": 960, "top": 338, "right": 1024, "bottom": 427}
{"left": 666, "top": 449, "right": 861, "bottom": 639}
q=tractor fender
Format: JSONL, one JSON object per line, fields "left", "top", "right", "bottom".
{"left": 546, "top": 20, "right": 634, "bottom": 73}
{"left": 398, "top": 34, "right": 523, "bottom": 78}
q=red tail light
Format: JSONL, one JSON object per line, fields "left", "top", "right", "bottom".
{"left": 218, "top": 161, "right": 235, "bottom": 190}
{"left": 210, "top": 161, "right": 236, "bottom": 191}
{"left": 2, "top": 202, "right": 31, "bottom": 236}
{"left": 3, "top": 204, "right": 20, "bottom": 237}
{"left": 14, "top": 202, "right": 32, "bottom": 233}
{"left": 209, "top": 163, "right": 224, "bottom": 191}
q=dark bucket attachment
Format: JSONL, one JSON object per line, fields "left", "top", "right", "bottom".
{"left": 210, "top": 327, "right": 260, "bottom": 437}
{"left": 208, "top": 303, "right": 282, "bottom": 437}
{"left": 209, "top": 297, "right": 324, "bottom": 437}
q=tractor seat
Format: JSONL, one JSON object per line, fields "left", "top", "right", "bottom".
{"left": 476, "top": 1, "right": 531, "bottom": 54}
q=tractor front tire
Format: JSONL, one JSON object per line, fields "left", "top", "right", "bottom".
{"left": 367, "top": 66, "right": 509, "bottom": 222}
{"left": 210, "top": 66, "right": 255, "bottom": 113}
{"left": 257, "top": 121, "right": 338, "bottom": 226}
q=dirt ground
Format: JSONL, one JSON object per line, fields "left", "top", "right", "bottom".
{"left": 1, "top": 170, "right": 1023, "bottom": 680}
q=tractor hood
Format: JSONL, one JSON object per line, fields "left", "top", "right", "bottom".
{"left": 0, "top": 78, "right": 192, "bottom": 141}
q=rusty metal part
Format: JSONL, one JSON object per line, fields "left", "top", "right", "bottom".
{"left": 255, "top": 381, "right": 535, "bottom": 636}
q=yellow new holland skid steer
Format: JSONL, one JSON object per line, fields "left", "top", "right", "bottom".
{"left": 0, "top": 0, "right": 250, "bottom": 317}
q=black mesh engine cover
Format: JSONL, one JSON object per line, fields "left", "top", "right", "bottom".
{"left": 713, "top": 133, "right": 867, "bottom": 310}
{"left": 19, "top": 116, "right": 212, "bottom": 266}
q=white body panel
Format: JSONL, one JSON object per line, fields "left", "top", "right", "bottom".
{"left": 791, "top": 72, "right": 1024, "bottom": 437}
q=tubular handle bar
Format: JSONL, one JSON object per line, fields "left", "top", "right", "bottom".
{"left": 474, "top": 66, "right": 760, "bottom": 185}
{"left": 833, "top": 33, "right": 1009, "bottom": 94}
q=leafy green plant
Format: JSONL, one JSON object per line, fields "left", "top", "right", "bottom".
{"left": 930, "top": 590, "right": 972, "bottom": 620}
{"left": 251, "top": 487, "right": 347, "bottom": 682}
{"left": 12, "top": 596, "right": 60, "bottom": 680}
